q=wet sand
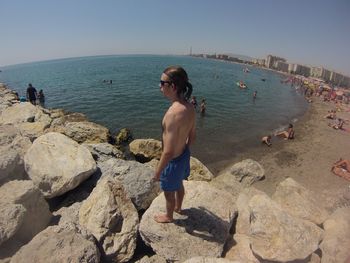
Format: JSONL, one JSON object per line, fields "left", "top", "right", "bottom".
{"left": 215, "top": 98, "right": 350, "bottom": 211}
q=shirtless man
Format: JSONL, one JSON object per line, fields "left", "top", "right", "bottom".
{"left": 153, "top": 66, "right": 196, "bottom": 223}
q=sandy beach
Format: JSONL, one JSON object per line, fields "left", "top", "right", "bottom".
{"left": 218, "top": 96, "right": 350, "bottom": 211}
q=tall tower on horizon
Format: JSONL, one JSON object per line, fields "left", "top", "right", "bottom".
{"left": 190, "top": 46, "right": 192, "bottom": 56}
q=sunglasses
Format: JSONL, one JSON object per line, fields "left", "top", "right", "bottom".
{"left": 159, "top": 80, "right": 172, "bottom": 86}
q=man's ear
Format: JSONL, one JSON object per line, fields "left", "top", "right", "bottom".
{"left": 171, "top": 83, "right": 176, "bottom": 91}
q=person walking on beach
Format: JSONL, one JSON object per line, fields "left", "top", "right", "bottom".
{"left": 153, "top": 66, "right": 196, "bottom": 223}
{"left": 26, "top": 83, "right": 37, "bottom": 105}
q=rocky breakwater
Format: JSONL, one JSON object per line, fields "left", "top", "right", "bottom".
{"left": 1, "top": 82, "right": 350, "bottom": 263}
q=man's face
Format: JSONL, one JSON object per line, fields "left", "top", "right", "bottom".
{"left": 159, "top": 73, "right": 174, "bottom": 98}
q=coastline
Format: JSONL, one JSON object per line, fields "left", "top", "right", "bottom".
{"left": 216, "top": 96, "right": 350, "bottom": 210}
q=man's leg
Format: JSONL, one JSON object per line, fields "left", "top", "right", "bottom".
{"left": 154, "top": 191, "right": 175, "bottom": 223}
{"left": 175, "top": 183, "right": 185, "bottom": 214}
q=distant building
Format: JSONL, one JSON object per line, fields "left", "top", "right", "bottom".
{"left": 265, "top": 55, "right": 286, "bottom": 69}
{"left": 275, "top": 61, "right": 289, "bottom": 72}
{"left": 252, "top": 58, "right": 265, "bottom": 66}
{"left": 310, "top": 67, "right": 331, "bottom": 81}
{"left": 288, "top": 63, "right": 310, "bottom": 77}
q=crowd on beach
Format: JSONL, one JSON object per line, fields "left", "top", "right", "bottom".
{"left": 260, "top": 75, "right": 350, "bottom": 180}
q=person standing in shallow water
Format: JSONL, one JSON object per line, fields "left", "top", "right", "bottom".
{"left": 153, "top": 66, "right": 196, "bottom": 223}
{"left": 26, "top": 83, "right": 37, "bottom": 105}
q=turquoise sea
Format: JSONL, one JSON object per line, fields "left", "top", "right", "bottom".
{"left": 0, "top": 55, "right": 308, "bottom": 172}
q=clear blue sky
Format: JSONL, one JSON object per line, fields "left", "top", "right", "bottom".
{"left": 1, "top": 0, "right": 349, "bottom": 75}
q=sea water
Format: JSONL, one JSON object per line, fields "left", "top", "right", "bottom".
{"left": 0, "top": 55, "right": 308, "bottom": 172}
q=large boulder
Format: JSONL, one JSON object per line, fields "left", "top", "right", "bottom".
{"left": 0, "top": 102, "right": 52, "bottom": 140}
{"left": 224, "top": 234, "right": 259, "bottom": 263}
{"left": 272, "top": 178, "right": 330, "bottom": 225}
{"left": 79, "top": 176, "right": 139, "bottom": 262}
{"left": 248, "top": 194, "right": 323, "bottom": 262}
{"left": 139, "top": 181, "right": 237, "bottom": 261}
{"left": 24, "top": 132, "right": 97, "bottom": 198}
{"left": 183, "top": 257, "right": 240, "bottom": 263}
{"left": 222, "top": 159, "right": 264, "bottom": 187}
{"left": 0, "top": 125, "right": 31, "bottom": 186}
{"left": 83, "top": 142, "right": 125, "bottom": 162}
{"left": 0, "top": 102, "right": 38, "bottom": 125}
{"left": 0, "top": 180, "right": 52, "bottom": 258}
{"left": 189, "top": 157, "right": 214, "bottom": 181}
{"left": 10, "top": 224, "right": 100, "bottom": 263}
{"left": 129, "top": 139, "right": 162, "bottom": 162}
{"left": 319, "top": 207, "right": 350, "bottom": 263}
{"left": 98, "top": 158, "right": 160, "bottom": 211}
{"left": 62, "top": 121, "right": 111, "bottom": 144}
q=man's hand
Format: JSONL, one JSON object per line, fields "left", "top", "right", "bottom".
{"left": 152, "top": 174, "right": 160, "bottom": 181}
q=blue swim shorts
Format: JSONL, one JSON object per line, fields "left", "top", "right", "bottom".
{"left": 160, "top": 146, "right": 190, "bottom": 191}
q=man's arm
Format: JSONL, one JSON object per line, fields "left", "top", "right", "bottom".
{"left": 153, "top": 114, "right": 178, "bottom": 181}
{"left": 187, "top": 116, "right": 196, "bottom": 146}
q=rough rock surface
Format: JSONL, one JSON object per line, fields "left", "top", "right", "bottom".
{"left": 0, "top": 180, "right": 51, "bottom": 258}
{"left": 189, "top": 157, "right": 214, "bottom": 181}
{"left": 183, "top": 257, "right": 241, "bottom": 263}
{"left": 83, "top": 142, "right": 125, "bottom": 162}
{"left": 139, "top": 181, "right": 237, "bottom": 261}
{"left": 272, "top": 178, "right": 329, "bottom": 225}
{"left": 10, "top": 224, "right": 100, "bottom": 263}
{"left": 224, "top": 159, "right": 264, "bottom": 187}
{"left": 98, "top": 158, "right": 160, "bottom": 211}
{"left": 319, "top": 207, "right": 350, "bottom": 263}
{"left": 129, "top": 139, "right": 162, "bottom": 161}
{"left": 248, "top": 194, "right": 323, "bottom": 262}
{"left": 24, "top": 132, "right": 97, "bottom": 198}
{"left": 62, "top": 121, "right": 111, "bottom": 144}
{"left": 224, "top": 234, "right": 259, "bottom": 263}
{"left": 79, "top": 176, "right": 139, "bottom": 262}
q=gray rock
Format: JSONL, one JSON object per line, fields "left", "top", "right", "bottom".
{"left": 135, "top": 255, "right": 167, "bottom": 263}
{"left": 0, "top": 180, "right": 51, "bottom": 258}
{"left": 63, "top": 121, "right": 111, "bottom": 144}
{"left": 10, "top": 224, "right": 100, "bottom": 263}
{"left": 98, "top": 158, "right": 161, "bottom": 211}
{"left": 272, "top": 178, "right": 330, "bottom": 225}
{"left": 24, "top": 132, "right": 97, "bottom": 198}
{"left": 129, "top": 139, "right": 162, "bottom": 161}
{"left": 79, "top": 176, "right": 139, "bottom": 262}
{"left": 139, "top": 181, "right": 237, "bottom": 261}
{"left": 226, "top": 159, "right": 264, "bottom": 187}
{"left": 183, "top": 257, "right": 241, "bottom": 263}
{"left": 224, "top": 234, "right": 259, "bottom": 263}
{"left": 249, "top": 194, "right": 323, "bottom": 262}
{"left": 320, "top": 207, "right": 350, "bottom": 263}
{"left": 83, "top": 142, "right": 125, "bottom": 162}
{"left": 189, "top": 157, "right": 214, "bottom": 181}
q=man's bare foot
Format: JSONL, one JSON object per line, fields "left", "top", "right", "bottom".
{"left": 154, "top": 214, "right": 173, "bottom": 223}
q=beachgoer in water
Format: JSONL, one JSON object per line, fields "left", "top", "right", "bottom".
{"left": 190, "top": 96, "right": 198, "bottom": 110}
{"left": 275, "top": 123, "right": 295, "bottom": 140}
{"left": 200, "top": 98, "right": 206, "bottom": 115}
{"left": 331, "top": 158, "right": 350, "bottom": 181}
{"left": 261, "top": 135, "right": 272, "bottom": 146}
{"left": 37, "top": 89, "right": 45, "bottom": 105}
{"left": 253, "top": 90, "right": 257, "bottom": 100}
{"left": 153, "top": 66, "right": 196, "bottom": 223}
{"left": 26, "top": 83, "right": 37, "bottom": 105}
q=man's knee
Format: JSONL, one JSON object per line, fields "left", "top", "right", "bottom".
{"left": 164, "top": 191, "right": 175, "bottom": 201}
